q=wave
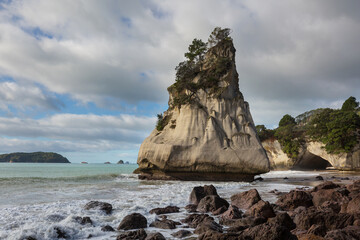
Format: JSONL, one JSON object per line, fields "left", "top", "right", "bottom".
{"left": 0, "top": 173, "right": 137, "bottom": 184}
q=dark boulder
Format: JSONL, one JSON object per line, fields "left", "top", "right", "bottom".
{"left": 246, "top": 200, "right": 275, "bottom": 219}
{"left": 318, "top": 200, "right": 341, "bottom": 213}
{"left": 315, "top": 176, "right": 324, "bottom": 181}
{"left": 312, "top": 181, "right": 340, "bottom": 192}
{"left": 276, "top": 190, "right": 313, "bottom": 210}
{"left": 311, "top": 189, "right": 348, "bottom": 208}
{"left": 196, "top": 195, "right": 229, "bottom": 213}
{"left": 74, "top": 216, "right": 92, "bottom": 225}
{"left": 189, "top": 185, "right": 218, "bottom": 205}
{"left": 346, "top": 179, "right": 360, "bottom": 192}
{"left": 101, "top": 225, "right": 115, "bottom": 232}
{"left": 194, "top": 219, "right": 223, "bottom": 235}
{"left": 211, "top": 205, "right": 228, "bottom": 215}
{"left": 221, "top": 205, "right": 242, "bottom": 220}
{"left": 345, "top": 194, "right": 360, "bottom": 214}
{"left": 149, "top": 206, "right": 180, "bottom": 215}
{"left": 171, "top": 230, "right": 192, "bottom": 238}
{"left": 294, "top": 207, "right": 354, "bottom": 231}
{"left": 181, "top": 213, "right": 213, "bottom": 228}
{"left": 184, "top": 204, "right": 197, "bottom": 213}
{"left": 197, "top": 231, "right": 240, "bottom": 240}
{"left": 268, "top": 212, "right": 296, "bottom": 230}
{"left": 118, "top": 213, "right": 147, "bottom": 230}
{"left": 324, "top": 226, "right": 360, "bottom": 240}
{"left": 220, "top": 215, "right": 266, "bottom": 228}
{"left": 241, "top": 222, "right": 297, "bottom": 240}
{"left": 149, "top": 217, "right": 180, "bottom": 229}
{"left": 230, "top": 189, "right": 261, "bottom": 209}
{"left": 84, "top": 201, "right": 112, "bottom": 214}
{"left": 117, "top": 228, "right": 147, "bottom": 240}
{"left": 307, "top": 224, "right": 326, "bottom": 237}
{"left": 53, "top": 227, "right": 69, "bottom": 239}
{"left": 144, "top": 232, "right": 166, "bottom": 240}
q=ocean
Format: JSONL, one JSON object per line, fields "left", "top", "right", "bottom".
{"left": 0, "top": 163, "right": 357, "bottom": 240}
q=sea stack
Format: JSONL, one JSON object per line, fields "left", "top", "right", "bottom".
{"left": 135, "top": 28, "right": 270, "bottom": 181}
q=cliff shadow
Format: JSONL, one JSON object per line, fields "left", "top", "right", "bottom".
{"left": 292, "top": 151, "right": 332, "bottom": 170}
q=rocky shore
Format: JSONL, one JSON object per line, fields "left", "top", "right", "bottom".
{"left": 20, "top": 176, "right": 360, "bottom": 240}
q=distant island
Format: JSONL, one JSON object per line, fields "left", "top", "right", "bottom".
{"left": 0, "top": 152, "right": 70, "bottom": 163}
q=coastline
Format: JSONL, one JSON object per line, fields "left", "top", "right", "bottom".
{"left": 1, "top": 166, "right": 360, "bottom": 239}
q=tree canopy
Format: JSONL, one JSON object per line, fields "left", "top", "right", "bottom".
{"left": 208, "top": 27, "right": 232, "bottom": 47}
{"left": 278, "top": 114, "right": 296, "bottom": 127}
{"left": 341, "top": 96, "right": 359, "bottom": 111}
{"left": 184, "top": 38, "right": 207, "bottom": 63}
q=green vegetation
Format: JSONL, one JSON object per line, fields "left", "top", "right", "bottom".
{"left": 306, "top": 107, "right": 360, "bottom": 154}
{"left": 167, "top": 27, "right": 234, "bottom": 108}
{"left": 208, "top": 27, "right": 232, "bottom": 47}
{"left": 184, "top": 38, "right": 207, "bottom": 63}
{"left": 257, "top": 96, "right": 360, "bottom": 157}
{"left": 275, "top": 114, "right": 303, "bottom": 158}
{"left": 341, "top": 96, "right": 359, "bottom": 111}
{"left": 278, "top": 114, "right": 296, "bottom": 127}
{"left": 255, "top": 125, "right": 275, "bottom": 141}
{"left": 156, "top": 113, "right": 172, "bottom": 131}
{"left": 0, "top": 152, "right": 70, "bottom": 163}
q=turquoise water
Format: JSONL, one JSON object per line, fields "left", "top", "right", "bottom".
{"left": 0, "top": 162, "right": 137, "bottom": 178}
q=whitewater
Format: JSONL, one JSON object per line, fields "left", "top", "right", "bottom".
{"left": 0, "top": 163, "right": 355, "bottom": 239}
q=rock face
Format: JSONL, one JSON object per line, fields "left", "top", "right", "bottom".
{"left": 135, "top": 38, "right": 269, "bottom": 181}
{"left": 263, "top": 139, "right": 360, "bottom": 171}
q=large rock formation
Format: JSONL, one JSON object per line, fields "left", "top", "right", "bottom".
{"left": 135, "top": 38, "right": 269, "bottom": 181}
{"left": 263, "top": 139, "right": 360, "bottom": 171}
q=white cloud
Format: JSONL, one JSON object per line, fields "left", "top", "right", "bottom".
{"left": 0, "top": 0, "right": 358, "bottom": 142}
{"left": 0, "top": 81, "right": 62, "bottom": 112}
{"left": 0, "top": 113, "right": 156, "bottom": 152}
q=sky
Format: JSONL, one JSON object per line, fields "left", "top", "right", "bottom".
{"left": 0, "top": 0, "right": 359, "bottom": 163}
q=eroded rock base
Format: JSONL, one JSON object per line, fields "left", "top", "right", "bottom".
{"left": 135, "top": 169, "right": 255, "bottom": 182}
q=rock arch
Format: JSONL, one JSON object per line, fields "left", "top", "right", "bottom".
{"left": 292, "top": 151, "right": 332, "bottom": 170}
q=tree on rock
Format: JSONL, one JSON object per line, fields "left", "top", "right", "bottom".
{"left": 185, "top": 38, "right": 207, "bottom": 63}
{"left": 279, "top": 114, "right": 296, "bottom": 127}
{"left": 341, "top": 96, "right": 359, "bottom": 111}
{"left": 208, "top": 27, "right": 232, "bottom": 47}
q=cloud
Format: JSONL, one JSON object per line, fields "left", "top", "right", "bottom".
{"left": 0, "top": 113, "right": 156, "bottom": 152}
{"left": 0, "top": 81, "right": 63, "bottom": 112}
{"left": 0, "top": 0, "right": 359, "bottom": 133}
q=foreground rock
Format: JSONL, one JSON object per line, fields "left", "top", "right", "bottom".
{"left": 135, "top": 31, "right": 269, "bottom": 181}
{"left": 118, "top": 213, "right": 147, "bottom": 230}
{"left": 230, "top": 189, "right": 261, "bottom": 209}
{"left": 190, "top": 185, "right": 218, "bottom": 205}
{"left": 149, "top": 206, "right": 180, "bottom": 215}
{"left": 196, "top": 195, "right": 229, "bottom": 213}
{"left": 149, "top": 217, "right": 180, "bottom": 229}
{"left": 84, "top": 201, "right": 112, "bottom": 214}
{"left": 117, "top": 229, "right": 147, "bottom": 240}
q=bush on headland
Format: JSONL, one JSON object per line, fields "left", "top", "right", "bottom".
{"left": 0, "top": 152, "right": 70, "bottom": 163}
{"left": 257, "top": 96, "right": 360, "bottom": 157}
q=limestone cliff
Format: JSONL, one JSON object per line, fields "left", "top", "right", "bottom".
{"left": 135, "top": 38, "right": 270, "bottom": 181}
{"left": 263, "top": 139, "right": 360, "bottom": 171}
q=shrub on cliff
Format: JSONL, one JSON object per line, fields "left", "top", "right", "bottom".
{"left": 307, "top": 105, "right": 360, "bottom": 154}
{"left": 156, "top": 113, "right": 170, "bottom": 131}
{"left": 168, "top": 27, "right": 233, "bottom": 109}
{"left": 255, "top": 125, "right": 275, "bottom": 141}
{"left": 341, "top": 96, "right": 359, "bottom": 111}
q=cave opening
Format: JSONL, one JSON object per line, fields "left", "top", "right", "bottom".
{"left": 292, "top": 151, "right": 332, "bottom": 170}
